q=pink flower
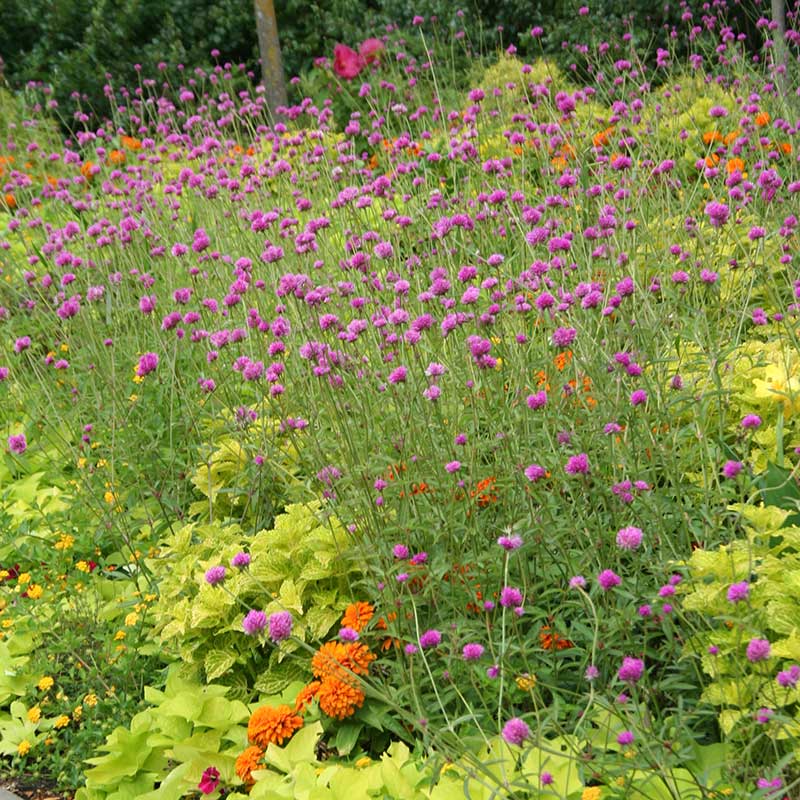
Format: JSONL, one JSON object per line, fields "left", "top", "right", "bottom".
{"left": 333, "top": 44, "right": 365, "bottom": 79}
{"left": 198, "top": 766, "right": 220, "bottom": 795}
{"left": 359, "top": 38, "right": 384, "bottom": 64}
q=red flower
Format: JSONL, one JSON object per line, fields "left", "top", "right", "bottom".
{"left": 333, "top": 44, "right": 365, "bottom": 79}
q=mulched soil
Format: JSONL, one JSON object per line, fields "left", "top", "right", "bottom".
{"left": 0, "top": 777, "right": 72, "bottom": 800}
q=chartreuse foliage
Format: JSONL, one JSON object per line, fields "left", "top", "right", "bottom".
{"left": 151, "top": 501, "right": 358, "bottom": 695}
{"left": 683, "top": 504, "right": 800, "bottom": 742}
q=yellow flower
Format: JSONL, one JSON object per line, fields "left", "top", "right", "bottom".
{"left": 53, "top": 714, "right": 70, "bottom": 729}
{"left": 124, "top": 612, "right": 139, "bottom": 627}
{"left": 17, "top": 740, "right": 31, "bottom": 756}
{"left": 77, "top": 457, "right": 87, "bottom": 469}
{"left": 104, "top": 490, "right": 116, "bottom": 505}
{"left": 72, "top": 705, "right": 83, "bottom": 721}
{"left": 26, "top": 584, "right": 43, "bottom": 600}
{"left": 76, "top": 561, "right": 91, "bottom": 573}
{"left": 582, "top": 788, "right": 602, "bottom": 800}
{"left": 752, "top": 362, "right": 800, "bottom": 416}
{"left": 515, "top": 673, "right": 537, "bottom": 691}
{"left": 114, "top": 630, "right": 126, "bottom": 641}
{"left": 27, "top": 706, "right": 41, "bottom": 723}
{"left": 37, "top": 676, "right": 54, "bottom": 692}
{"left": 84, "top": 693, "right": 98, "bottom": 707}
{"left": 17, "top": 572, "right": 31, "bottom": 586}
{"left": 54, "top": 533, "right": 75, "bottom": 551}
{"left": 354, "top": 756, "right": 372, "bottom": 769}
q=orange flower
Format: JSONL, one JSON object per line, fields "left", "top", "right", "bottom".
{"left": 554, "top": 350, "right": 573, "bottom": 372}
{"left": 108, "top": 149, "right": 125, "bottom": 166}
{"left": 592, "top": 126, "right": 615, "bottom": 148}
{"left": 726, "top": 157, "right": 745, "bottom": 174}
{"left": 312, "top": 641, "right": 375, "bottom": 683}
{"left": 3, "top": 193, "right": 16, "bottom": 210}
{"left": 120, "top": 135, "right": 142, "bottom": 151}
{"left": 247, "top": 704, "right": 303, "bottom": 748}
{"left": 294, "top": 681, "right": 321, "bottom": 713}
{"left": 723, "top": 130, "right": 740, "bottom": 145}
{"left": 80, "top": 161, "right": 96, "bottom": 179}
{"left": 341, "top": 602, "right": 374, "bottom": 632}
{"left": 316, "top": 677, "right": 365, "bottom": 720}
{"left": 539, "top": 625, "right": 574, "bottom": 651}
{"left": 235, "top": 745, "right": 263, "bottom": 784}
{"left": 755, "top": 112, "right": 770, "bottom": 127}
{"left": 704, "top": 153, "right": 720, "bottom": 167}
{"left": 779, "top": 141, "right": 792, "bottom": 155}
{"left": 470, "top": 477, "right": 498, "bottom": 507}
{"left": 702, "top": 130, "right": 723, "bottom": 145}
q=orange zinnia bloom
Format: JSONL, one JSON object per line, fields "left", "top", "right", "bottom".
{"left": 701, "top": 130, "right": 723, "bottom": 145}
{"left": 592, "top": 126, "right": 615, "bottom": 148}
{"left": 312, "top": 641, "right": 375, "bottom": 682}
{"left": 3, "top": 193, "right": 16, "bottom": 209}
{"left": 120, "top": 135, "right": 142, "bottom": 151}
{"left": 108, "top": 149, "right": 125, "bottom": 165}
{"left": 247, "top": 704, "right": 303, "bottom": 748}
{"left": 755, "top": 112, "right": 770, "bottom": 127}
{"left": 723, "top": 129, "right": 740, "bottom": 145}
{"left": 80, "top": 161, "right": 96, "bottom": 179}
{"left": 779, "top": 142, "right": 792, "bottom": 155}
{"left": 294, "top": 681, "right": 321, "bottom": 713}
{"left": 726, "top": 157, "right": 745, "bottom": 174}
{"left": 341, "top": 601, "right": 374, "bottom": 632}
{"left": 316, "top": 677, "right": 365, "bottom": 720}
{"left": 704, "top": 153, "right": 720, "bottom": 167}
{"left": 235, "top": 745, "right": 263, "bottom": 784}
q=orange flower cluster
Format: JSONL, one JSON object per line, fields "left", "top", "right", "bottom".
{"left": 247, "top": 704, "right": 304, "bottom": 748}
{"left": 539, "top": 624, "right": 574, "bottom": 651}
{"left": 470, "top": 476, "right": 498, "bottom": 507}
{"left": 235, "top": 744, "right": 263, "bottom": 785}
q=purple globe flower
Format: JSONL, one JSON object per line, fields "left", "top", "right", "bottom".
{"left": 501, "top": 717, "right": 531, "bottom": 746}
{"left": 136, "top": 351, "right": 159, "bottom": 377}
{"left": 727, "top": 581, "right": 749, "bottom": 603}
{"left": 268, "top": 611, "right": 293, "bottom": 642}
{"left": 741, "top": 414, "right": 762, "bottom": 429}
{"left": 204, "top": 565, "right": 226, "bottom": 585}
{"left": 616, "top": 526, "right": 643, "bottom": 550}
{"left": 242, "top": 610, "right": 267, "bottom": 636}
{"left": 618, "top": 656, "right": 645, "bottom": 683}
{"left": 419, "top": 629, "right": 442, "bottom": 649}
{"left": 462, "top": 643, "right": 485, "bottom": 661}
{"left": 598, "top": 569, "right": 621, "bottom": 590}
{"left": 564, "top": 453, "right": 590, "bottom": 475}
{"left": 722, "top": 460, "right": 744, "bottom": 478}
{"left": 746, "top": 638, "right": 771, "bottom": 662}
{"left": 230, "top": 551, "right": 251, "bottom": 569}
{"left": 500, "top": 587, "right": 523, "bottom": 607}
{"left": 7, "top": 434, "right": 27, "bottom": 454}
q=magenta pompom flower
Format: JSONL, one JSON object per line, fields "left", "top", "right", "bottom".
{"left": 501, "top": 717, "right": 531, "bottom": 746}
{"left": 136, "top": 352, "right": 159, "bottom": 377}
{"left": 419, "top": 629, "right": 442, "bottom": 649}
{"left": 564, "top": 453, "right": 590, "bottom": 475}
{"left": 597, "top": 569, "right": 621, "bottom": 590}
{"left": 7, "top": 434, "right": 27, "bottom": 455}
{"left": 746, "top": 638, "right": 771, "bottom": 662}
{"left": 727, "top": 581, "right": 749, "bottom": 603}
{"left": 268, "top": 611, "right": 293, "bottom": 642}
{"left": 616, "top": 526, "right": 643, "bottom": 550}
{"left": 204, "top": 566, "right": 226, "bottom": 585}
{"left": 242, "top": 610, "right": 267, "bottom": 636}
{"left": 462, "top": 643, "right": 485, "bottom": 661}
{"left": 618, "top": 657, "right": 645, "bottom": 683}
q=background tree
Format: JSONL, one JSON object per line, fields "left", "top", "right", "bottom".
{"left": 254, "top": 0, "right": 288, "bottom": 118}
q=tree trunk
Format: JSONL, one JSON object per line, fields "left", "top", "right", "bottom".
{"left": 253, "top": 0, "right": 288, "bottom": 121}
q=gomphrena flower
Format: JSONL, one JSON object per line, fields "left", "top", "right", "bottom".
{"left": 242, "top": 610, "right": 267, "bottom": 636}
{"left": 746, "top": 638, "right": 771, "bottom": 662}
{"left": 597, "top": 569, "right": 621, "bottom": 590}
{"left": 727, "top": 581, "right": 750, "bottom": 603}
{"left": 247, "top": 704, "right": 303, "bottom": 748}
{"left": 616, "top": 526, "right": 643, "bottom": 550}
{"left": 231, "top": 551, "right": 251, "bottom": 569}
{"left": 204, "top": 565, "right": 226, "bottom": 586}
{"left": 722, "top": 460, "right": 744, "bottom": 479}
{"left": 268, "top": 611, "right": 293, "bottom": 643}
{"left": 135, "top": 351, "right": 159, "bottom": 377}
{"left": 338, "top": 626, "right": 360, "bottom": 642}
{"left": 462, "top": 643, "right": 485, "bottom": 661}
{"left": 500, "top": 587, "right": 523, "bottom": 608}
{"left": 419, "top": 629, "right": 442, "bottom": 649}
{"left": 497, "top": 535, "right": 523, "bottom": 551}
{"left": 564, "top": 453, "right": 590, "bottom": 475}
{"left": 617, "top": 656, "right": 645, "bottom": 683}
{"left": 7, "top": 434, "right": 27, "bottom": 455}
{"left": 501, "top": 717, "right": 531, "bottom": 746}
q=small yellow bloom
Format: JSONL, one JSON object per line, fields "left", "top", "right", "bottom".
{"left": 54, "top": 533, "right": 75, "bottom": 551}
{"left": 17, "top": 740, "right": 31, "bottom": 756}
{"left": 104, "top": 490, "right": 116, "bottom": 505}
{"left": 37, "top": 676, "right": 54, "bottom": 692}
{"left": 17, "top": 572, "right": 31, "bottom": 586}
{"left": 27, "top": 706, "right": 41, "bottom": 723}
{"left": 515, "top": 673, "right": 537, "bottom": 691}
{"left": 124, "top": 612, "right": 139, "bottom": 627}
{"left": 354, "top": 756, "right": 371, "bottom": 769}
{"left": 53, "top": 714, "right": 70, "bottom": 729}
{"left": 2, "top": 619, "right": 13, "bottom": 629}
{"left": 26, "top": 584, "right": 43, "bottom": 600}
{"left": 72, "top": 705, "right": 83, "bottom": 721}
{"left": 77, "top": 457, "right": 87, "bottom": 469}
{"left": 582, "top": 788, "right": 602, "bottom": 800}
{"left": 114, "top": 630, "right": 126, "bottom": 641}
{"left": 76, "top": 561, "right": 90, "bottom": 573}
{"left": 84, "top": 693, "right": 98, "bottom": 707}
